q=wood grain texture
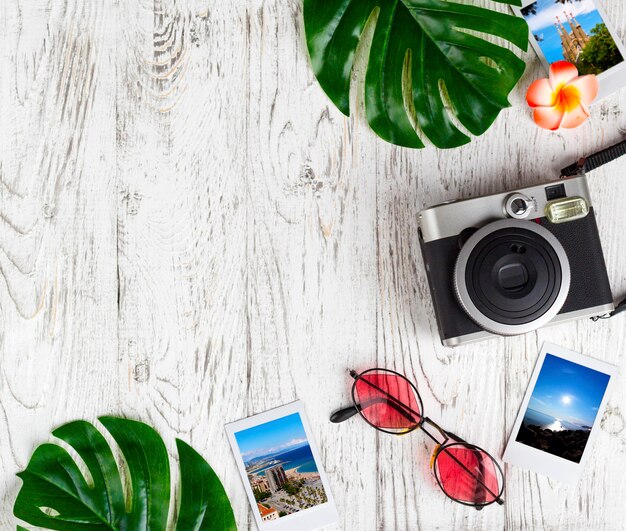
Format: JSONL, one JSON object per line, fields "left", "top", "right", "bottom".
{"left": 0, "top": 0, "right": 119, "bottom": 524}
{"left": 1, "top": 0, "right": 625, "bottom": 529}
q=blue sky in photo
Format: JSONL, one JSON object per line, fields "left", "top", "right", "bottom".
{"left": 235, "top": 412, "right": 309, "bottom": 461}
{"left": 522, "top": 0, "right": 606, "bottom": 64}
{"left": 527, "top": 353, "right": 610, "bottom": 427}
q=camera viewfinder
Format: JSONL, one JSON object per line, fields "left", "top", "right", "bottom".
{"left": 545, "top": 184, "right": 566, "bottom": 201}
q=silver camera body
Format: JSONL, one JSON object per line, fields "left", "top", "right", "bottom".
{"left": 418, "top": 175, "right": 615, "bottom": 347}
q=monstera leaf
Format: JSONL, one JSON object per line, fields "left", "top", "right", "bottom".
{"left": 304, "top": 0, "right": 529, "bottom": 148}
{"left": 13, "top": 416, "right": 236, "bottom": 530}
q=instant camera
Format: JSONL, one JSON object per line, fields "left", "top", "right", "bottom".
{"left": 419, "top": 142, "right": 626, "bottom": 347}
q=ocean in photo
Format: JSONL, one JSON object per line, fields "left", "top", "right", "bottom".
{"left": 256, "top": 443, "right": 318, "bottom": 475}
{"left": 522, "top": 408, "right": 584, "bottom": 431}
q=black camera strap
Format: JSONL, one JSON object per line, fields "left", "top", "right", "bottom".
{"left": 560, "top": 138, "right": 626, "bottom": 177}
{"left": 560, "top": 139, "right": 626, "bottom": 321}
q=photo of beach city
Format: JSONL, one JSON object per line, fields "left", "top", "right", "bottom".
{"left": 515, "top": 353, "right": 611, "bottom": 463}
{"left": 521, "top": 0, "right": 624, "bottom": 75}
{"left": 234, "top": 412, "right": 328, "bottom": 521}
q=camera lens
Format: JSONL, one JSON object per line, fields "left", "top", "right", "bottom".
{"left": 497, "top": 262, "right": 528, "bottom": 292}
{"left": 454, "top": 219, "right": 570, "bottom": 336}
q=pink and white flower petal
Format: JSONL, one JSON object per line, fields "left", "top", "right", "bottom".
{"left": 526, "top": 78, "right": 556, "bottom": 107}
{"left": 560, "top": 105, "right": 591, "bottom": 129}
{"left": 549, "top": 61, "right": 579, "bottom": 91}
{"left": 533, "top": 106, "right": 565, "bottom": 131}
{"left": 566, "top": 75, "right": 599, "bottom": 106}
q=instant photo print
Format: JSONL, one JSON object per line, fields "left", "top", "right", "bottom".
{"left": 513, "top": 0, "right": 626, "bottom": 100}
{"left": 225, "top": 401, "right": 338, "bottom": 531}
{"left": 504, "top": 342, "right": 617, "bottom": 483}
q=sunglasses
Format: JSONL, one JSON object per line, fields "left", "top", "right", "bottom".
{"left": 330, "top": 368, "right": 504, "bottom": 508}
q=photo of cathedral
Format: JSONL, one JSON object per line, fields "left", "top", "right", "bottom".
{"left": 521, "top": 0, "right": 624, "bottom": 76}
{"left": 555, "top": 12, "right": 589, "bottom": 64}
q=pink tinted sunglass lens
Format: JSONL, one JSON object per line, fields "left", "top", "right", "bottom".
{"left": 354, "top": 371, "right": 421, "bottom": 432}
{"left": 434, "top": 445, "right": 501, "bottom": 505}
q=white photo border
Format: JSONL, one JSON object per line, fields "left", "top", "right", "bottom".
{"left": 512, "top": 0, "right": 626, "bottom": 102}
{"left": 225, "top": 401, "right": 339, "bottom": 531}
{"left": 503, "top": 341, "right": 617, "bottom": 484}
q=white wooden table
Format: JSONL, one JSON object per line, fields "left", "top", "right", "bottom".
{"left": 1, "top": 1, "right": 625, "bottom": 529}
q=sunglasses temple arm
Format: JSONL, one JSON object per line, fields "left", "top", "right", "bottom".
{"left": 330, "top": 397, "right": 418, "bottom": 424}
{"left": 444, "top": 430, "right": 466, "bottom": 443}
{"left": 330, "top": 405, "right": 359, "bottom": 423}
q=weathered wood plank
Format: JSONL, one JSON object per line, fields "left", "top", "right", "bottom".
{"left": 245, "top": 2, "right": 380, "bottom": 529}
{"left": 114, "top": 0, "right": 251, "bottom": 526}
{"left": 0, "top": 0, "right": 118, "bottom": 526}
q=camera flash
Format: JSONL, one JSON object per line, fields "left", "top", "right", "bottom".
{"left": 545, "top": 197, "right": 589, "bottom": 224}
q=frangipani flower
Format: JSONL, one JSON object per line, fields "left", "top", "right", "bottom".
{"left": 526, "top": 61, "right": 599, "bottom": 130}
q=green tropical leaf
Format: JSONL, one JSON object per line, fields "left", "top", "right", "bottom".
{"left": 304, "top": 0, "right": 529, "bottom": 148}
{"left": 13, "top": 417, "right": 236, "bottom": 531}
